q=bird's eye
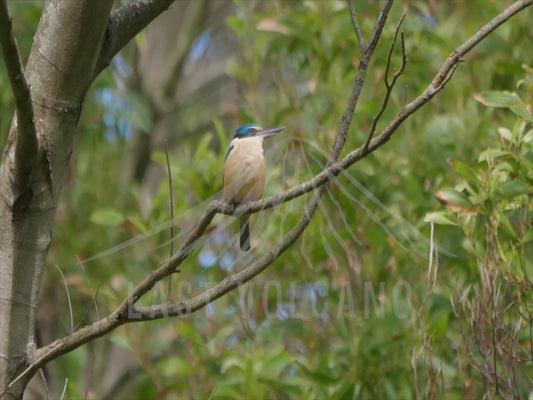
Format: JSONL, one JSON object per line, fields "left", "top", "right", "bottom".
{"left": 249, "top": 128, "right": 256, "bottom": 134}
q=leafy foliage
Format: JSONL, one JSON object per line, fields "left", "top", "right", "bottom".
{"left": 428, "top": 84, "right": 533, "bottom": 398}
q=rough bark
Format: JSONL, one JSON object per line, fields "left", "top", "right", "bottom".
{"left": 0, "top": 1, "right": 114, "bottom": 397}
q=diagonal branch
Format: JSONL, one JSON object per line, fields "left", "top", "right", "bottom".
{"left": 347, "top": 0, "right": 365, "bottom": 51}
{"left": 7, "top": 0, "right": 532, "bottom": 393}
{"left": 93, "top": 0, "right": 177, "bottom": 78}
{"left": 0, "top": 0, "right": 38, "bottom": 189}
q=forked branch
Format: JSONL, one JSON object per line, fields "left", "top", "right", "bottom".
{"left": 94, "top": 0, "right": 177, "bottom": 77}
{"left": 0, "top": 0, "right": 38, "bottom": 189}
{"left": 347, "top": 0, "right": 365, "bottom": 51}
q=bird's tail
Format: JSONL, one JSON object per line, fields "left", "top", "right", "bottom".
{"left": 239, "top": 215, "right": 251, "bottom": 251}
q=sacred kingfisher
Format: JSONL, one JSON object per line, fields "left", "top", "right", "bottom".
{"left": 224, "top": 123, "right": 285, "bottom": 251}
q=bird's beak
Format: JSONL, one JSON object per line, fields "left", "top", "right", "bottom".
{"left": 258, "top": 126, "right": 285, "bottom": 138}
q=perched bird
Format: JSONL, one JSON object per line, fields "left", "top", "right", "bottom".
{"left": 224, "top": 123, "right": 285, "bottom": 251}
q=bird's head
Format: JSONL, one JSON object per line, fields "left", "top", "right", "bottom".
{"left": 234, "top": 123, "right": 285, "bottom": 139}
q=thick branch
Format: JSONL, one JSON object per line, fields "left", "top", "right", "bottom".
{"left": 0, "top": 0, "right": 38, "bottom": 189}
{"left": 7, "top": 0, "right": 532, "bottom": 393}
{"left": 94, "top": 0, "right": 177, "bottom": 77}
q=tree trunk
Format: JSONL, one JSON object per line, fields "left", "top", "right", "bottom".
{"left": 0, "top": 1, "right": 113, "bottom": 397}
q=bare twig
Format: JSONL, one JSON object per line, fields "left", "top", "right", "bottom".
{"left": 94, "top": 0, "right": 177, "bottom": 77}
{"left": 0, "top": 0, "right": 38, "bottom": 189}
{"left": 384, "top": 16, "right": 406, "bottom": 88}
{"left": 363, "top": 13, "right": 406, "bottom": 154}
{"left": 347, "top": 0, "right": 365, "bottom": 50}
{"left": 5, "top": 0, "right": 532, "bottom": 394}
{"left": 59, "top": 378, "right": 68, "bottom": 400}
{"left": 164, "top": 142, "right": 176, "bottom": 300}
{"left": 331, "top": 0, "right": 394, "bottom": 162}
{"left": 54, "top": 265, "right": 74, "bottom": 333}
{"left": 77, "top": 257, "right": 100, "bottom": 321}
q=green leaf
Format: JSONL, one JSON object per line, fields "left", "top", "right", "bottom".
{"left": 297, "top": 361, "right": 338, "bottom": 385}
{"left": 510, "top": 104, "right": 533, "bottom": 121}
{"left": 449, "top": 159, "right": 478, "bottom": 184}
{"left": 474, "top": 91, "right": 521, "bottom": 108}
{"left": 478, "top": 148, "right": 509, "bottom": 163}
{"left": 498, "top": 127, "right": 512, "bottom": 142}
{"left": 424, "top": 212, "right": 457, "bottom": 226}
{"left": 522, "top": 129, "right": 533, "bottom": 143}
{"left": 435, "top": 188, "right": 475, "bottom": 210}
{"left": 125, "top": 215, "right": 148, "bottom": 233}
{"left": 90, "top": 209, "right": 125, "bottom": 227}
{"left": 213, "top": 385, "right": 243, "bottom": 399}
{"left": 497, "top": 180, "right": 530, "bottom": 199}
{"left": 261, "top": 349, "right": 291, "bottom": 378}
{"left": 512, "top": 120, "right": 527, "bottom": 141}
{"left": 522, "top": 229, "right": 533, "bottom": 244}
{"left": 498, "top": 213, "right": 517, "bottom": 238}
{"left": 220, "top": 357, "right": 243, "bottom": 374}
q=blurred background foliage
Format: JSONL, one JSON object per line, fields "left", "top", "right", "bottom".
{"left": 1, "top": 0, "right": 532, "bottom": 398}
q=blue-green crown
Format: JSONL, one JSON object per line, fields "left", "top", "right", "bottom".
{"left": 234, "top": 123, "right": 262, "bottom": 138}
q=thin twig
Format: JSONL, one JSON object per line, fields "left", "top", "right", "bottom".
{"left": 363, "top": 13, "right": 406, "bottom": 154}
{"left": 384, "top": 16, "right": 407, "bottom": 89}
{"left": 54, "top": 264, "right": 74, "bottom": 333}
{"left": 347, "top": 0, "right": 365, "bottom": 51}
{"left": 72, "top": 287, "right": 101, "bottom": 333}
{"left": 59, "top": 378, "right": 68, "bottom": 400}
{"left": 77, "top": 260, "right": 101, "bottom": 400}
{"left": 330, "top": 0, "right": 394, "bottom": 161}
{"left": 38, "top": 369, "right": 48, "bottom": 400}
{"left": 164, "top": 142, "right": 176, "bottom": 300}
{"left": 77, "top": 257, "right": 100, "bottom": 321}
{"left": 0, "top": 0, "right": 38, "bottom": 189}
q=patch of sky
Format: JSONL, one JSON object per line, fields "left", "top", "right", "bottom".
{"left": 190, "top": 29, "right": 212, "bottom": 61}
